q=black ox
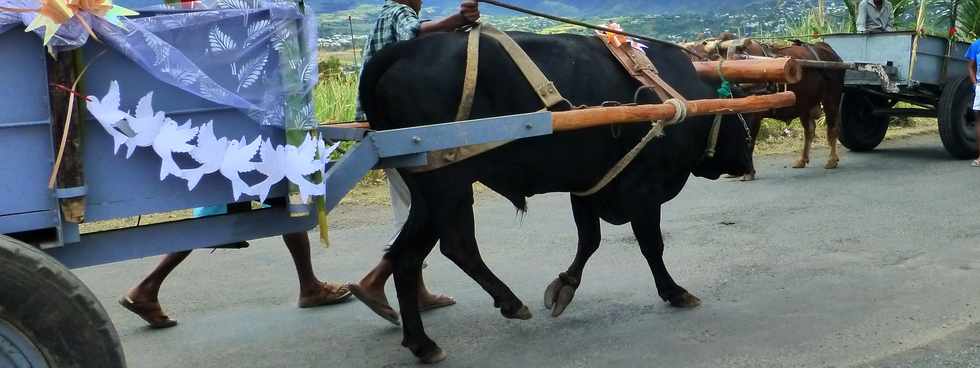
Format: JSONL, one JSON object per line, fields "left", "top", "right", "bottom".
{"left": 359, "top": 31, "right": 755, "bottom": 363}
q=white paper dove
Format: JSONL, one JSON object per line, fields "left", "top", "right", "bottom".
{"left": 317, "top": 137, "right": 341, "bottom": 169}
{"left": 124, "top": 92, "right": 166, "bottom": 159}
{"left": 184, "top": 121, "right": 229, "bottom": 191}
{"left": 220, "top": 135, "right": 262, "bottom": 201}
{"left": 249, "top": 139, "right": 286, "bottom": 204}
{"left": 153, "top": 118, "right": 199, "bottom": 181}
{"left": 86, "top": 81, "right": 133, "bottom": 155}
{"left": 287, "top": 134, "right": 327, "bottom": 202}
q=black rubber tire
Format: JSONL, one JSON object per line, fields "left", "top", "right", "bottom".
{"left": 839, "top": 90, "right": 891, "bottom": 152}
{"left": 0, "top": 235, "right": 126, "bottom": 368}
{"left": 938, "top": 75, "right": 978, "bottom": 159}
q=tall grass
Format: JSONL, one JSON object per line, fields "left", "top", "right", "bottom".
{"left": 314, "top": 74, "right": 359, "bottom": 123}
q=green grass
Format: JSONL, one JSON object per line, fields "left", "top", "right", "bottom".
{"left": 314, "top": 74, "right": 358, "bottom": 124}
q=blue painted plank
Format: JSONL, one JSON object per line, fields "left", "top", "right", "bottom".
{"left": 0, "top": 124, "right": 57, "bottom": 217}
{"left": 0, "top": 28, "right": 50, "bottom": 126}
{"left": 368, "top": 112, "right": 553, "bottom": 158}
{"left": 48, "top": 207, "right": 316, "bottom": 269}
{"left": 0, "top": 211, "right": 59, "bottom": 235}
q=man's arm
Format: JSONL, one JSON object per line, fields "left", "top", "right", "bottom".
{"left": 420, "top": 0, "right": 479, "bottom": 34}
{"left": 969, "top": 59, "right": 977, "bottom": 85}
{"left": 856, "top": 1, "right": 868, "bottom": 33}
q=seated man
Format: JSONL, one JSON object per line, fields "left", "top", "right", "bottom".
{"left": 857, "top": 0, "right": 894, "bottom": 33}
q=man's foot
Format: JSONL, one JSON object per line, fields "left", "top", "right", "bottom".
{"left": 298, "top": 283, "right": 352, "bottom": 308}
{"left": 972, "top": 159, "right": 980, "bottom": 167}
{"left": 418, "top": 293, "right": 456, "bottom": 312}
{"left": 348, "top": 283, "right": 401, "bottom": 326}
{"left": 118, "top": 296, "right": 178, "bottom": 329}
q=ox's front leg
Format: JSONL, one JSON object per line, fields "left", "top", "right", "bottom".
{"left": 437, "top": 193, "right": 531, "bottom": 321}
{"left": 390, "top": 220, "right": 446, "bottom": 364}
{"left": 545, "top": 195, "right": 601, "bottom": 317}
{"left": 630, "top": 206, "right": 701, "bottom": 308}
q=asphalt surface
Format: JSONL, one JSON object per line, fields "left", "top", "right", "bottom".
{"left": 75, "top": 133, "right": 980, "bottom": 368}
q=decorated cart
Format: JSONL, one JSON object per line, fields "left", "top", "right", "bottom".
{"left": 0, "top": 1, "right": 799, "bottom": 366}
{"left": 822, "top": 0, "right": 976, "bottom": 158}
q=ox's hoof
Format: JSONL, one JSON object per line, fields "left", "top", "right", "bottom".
{"left": 544, "top": 273, "right": 580, "bottom": 317}
{"left": 667, "top": 292, "right": 702, "bottom": 309}
{"left": 740, "top": 173, "right": 756, "bottom": 182}
{"left": 503, "top": 305, "right": 533, "bottom": 320}
{"left": 419, "top": 347, "right": 448, "bottom": 364}
{"left": 824, "top": 160, "right": 839, "bottom": 169}
{"left": 792, "top": 159, "right": 808, "bottom": 169}
{"left": 723, "top": 174, "right": 740, "bottom": 179}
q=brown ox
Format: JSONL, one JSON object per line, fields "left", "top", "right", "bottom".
{"left": 686, "top": 35, "right": 845, "bottom": 180}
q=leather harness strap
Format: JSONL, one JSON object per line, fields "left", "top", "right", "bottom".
{"left": 454, "top": 23, "right": 483, "bottom": 122}
{"left": 601, "top": 41, "right": 687, "bottom": 103}
{"left": 411, "top": 23, "right": 568, "bottom": 173}
{"left": 483, "top": 24, "right": 568, "bottom": 109}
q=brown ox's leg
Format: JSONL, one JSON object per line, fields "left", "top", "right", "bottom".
{"left": 794, "top": 109, "right": 815, "bottom": 169}
{"left": 824, "top": 91, "right": 843, "bottom": 169}
{"left": 545, "top": 195, "right": 601, "bottom": 317}
{"left": 629, "top": 203, "right": 700, "bottom": 308}
{"left": 742, "top": 115, "right": 763, "bottom": 181}
{"left": 436, "top": 190, "right": 529, "bottom": 321}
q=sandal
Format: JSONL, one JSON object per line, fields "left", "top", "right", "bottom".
{"left": 972, "top": 160, "right": 980, "bottom": 167}
{"left": 297, "top": 283, "right": 352, "bottom": 308}
{"left": 118, "top": 296, "right": 178, "bottom": 329}
{"left": 419, "top": 294, "right": 456, "bottom": 313}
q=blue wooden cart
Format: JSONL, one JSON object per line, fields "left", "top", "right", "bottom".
{"left": 822, "top": 31, "right": 975, "bottom": 158}
{"left": 0, "top": 21, "right": 553, "bottom": 367}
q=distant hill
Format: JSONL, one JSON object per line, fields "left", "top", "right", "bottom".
{"left": 113, "top": 0, "right": 822, "bottom": 16}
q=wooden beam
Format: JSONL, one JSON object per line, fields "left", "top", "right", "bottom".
{"left": 46, "top": 50, "right": 86, "bottom": 224}
{"left": 693, "top": 58, "right": 803, "bottom": 84}
{"left": 551, "top": 92, "right": 796, "bottom": 132}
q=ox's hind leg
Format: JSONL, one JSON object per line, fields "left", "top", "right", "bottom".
{"left": 793, "top": 109, "right": 815, "bottom": 169}
{"left": 630, "top": 205, "right": 701, "bottom": 308}
{"left": 823, "top": 92, "right": 843, "bottom": 169}
{"left": 436, "top": 189, "right": 531, "bottom": 321}
{"left": 545, "top": 195, "right": 601, "bottom": 317}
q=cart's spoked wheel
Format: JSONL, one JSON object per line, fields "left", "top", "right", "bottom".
{"left": 939, "top": 75, "right": 979, "bottom": 159}
{"left": 839, "top": 90, "right": 891, "bottom": 152}
{"left": 0, "top": 319, "right": 48, "bottom": 368}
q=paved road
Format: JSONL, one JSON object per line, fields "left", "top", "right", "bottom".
{"left": 75, "top": 133, "right": 980, "bottom": 368}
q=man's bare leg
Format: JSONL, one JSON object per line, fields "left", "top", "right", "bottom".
{"left": 350, "top": 257, "right": 455, "bottom": 324}
{"left": 283, "top": 232, "right": 352, "bottom": 308}
{"left": 120, "top": 251, "right": 192, "bottom": 328}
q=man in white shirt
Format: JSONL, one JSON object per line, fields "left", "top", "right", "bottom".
{"left": 857, "top": 0, "right": 894, "bottom": 33}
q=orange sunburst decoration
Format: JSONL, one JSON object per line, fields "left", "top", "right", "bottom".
{"left": 1, "top": 0, "right": 137, "bottom": 45}
{"left": 596, "top": 21, "right": 647, "bottom": 51}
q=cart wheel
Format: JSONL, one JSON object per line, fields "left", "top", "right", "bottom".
{"left": 0, "top": 235, "right": 126, "bottom": 368}
{"left": 938, "top": 75, "right": 978, "bottom": 159}
{"left": 839, "top": 90, "right": 890, "bottom": 152}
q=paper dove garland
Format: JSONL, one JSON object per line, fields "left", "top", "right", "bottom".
{"left": 85, "top": 80, "right": 131, "bottom": 155}
{"left": 86, "top": 81, "right": 332, "bottom": 202}
{"left": 153, "top": 118, "right": 198, "bottom": 180}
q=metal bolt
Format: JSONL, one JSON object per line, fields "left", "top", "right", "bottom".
{"left": 412, "top": 136, "right": 422, "bottom": 144}
{"left": 525, "top": 123, "right": 533, "bottom": 130}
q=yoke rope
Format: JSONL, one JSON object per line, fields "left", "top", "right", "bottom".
{"left": 572, "top": 99, "right": 687, "bottom": 197}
